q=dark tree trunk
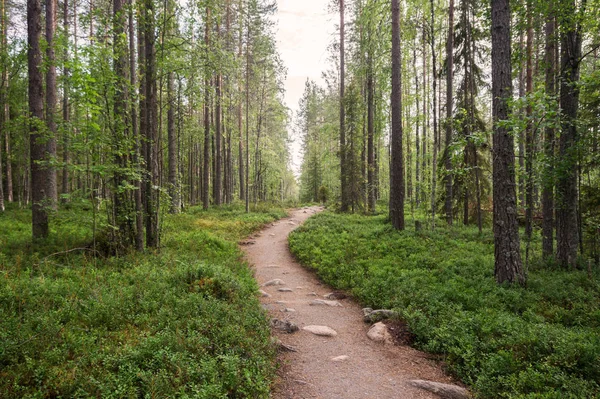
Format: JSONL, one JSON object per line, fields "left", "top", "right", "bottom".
{"left": 1, "top": 0, "right": 10, "bottom": 204}
{"left": 556, "top": 0, "right": 582, "bottom": 269}
{"left": 491, "top": 0, "right": 525, "bottom": 285}
{"left": 29, "top": 0, "right": 49, "bottom": 238}
{"left": 390, "top": 0, "right": 404, "bottom": 230}
{"left": 144, "top": 0, "right": 159, "bottom": 248}
{"left": 45, "top": 0, "right": 58, "bottom": 208}
{"left": 61, "top": 0, "right": 69, "bottom": 201}
{"left": 413, "top": 43, "right": 420, "bottom": 207}
{"left": 542, "top": 1, "right": 556, "bottom": 259}
{"left": 237, "top": 0, "right": 245, "bottom": 202}
{"left": 444, "top": 0, "right": 454, "bottom": 225}
{"left": 168, "top": 71, "right": 179, "bottom": 213}
{"left": 340, "top": 0, "right": 348, "bottom": 212}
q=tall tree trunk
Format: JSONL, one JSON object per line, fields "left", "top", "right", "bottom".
{"left": 444, "top": 0, "right": 454, "bottom": 225}
{"left": 430, "top": 0, "right": 438, "bottom": 227}
{"left": 491, "top": 0, "right": 525, "bottom": 285}
{"left": 245, "top": 17, "right": 250, "bottom": 213}
{"left": 29, "top": 0, "right": 49, "bottom": 238}
{"left": 203, "top": 6, "right": 211, "bottom": 210}
{"left": 45, "top": 0, "right": 58, "bottom": 208}
{"left": 144, "top": 0, "right": 159, "bottom": 248}
{"left": 367, "top": 57, "right": 375, "bottom": 214}
{"left": 525, "top": 2, "right": 534, "bottom": 260}
{"left": 167, "top": 71, "right": 179, "bottom": 213}
{"left": 390, "top": 0, "right": 404, "bottom": 230}
{"left": 61, "top": 0, "right": 69, "bottom": 201}
{"left": 542, "top": 1, "right": 556, "bottom": 259}
{"left": 1, "top": 0, "right": 10, "bottom": 204}
{"left": 556, "top": 0, "right": 583, "bottom": 268}
{"left": 214, "top": 72, "right": 222, "bottom": 206}
{"left": 237, "top": 0, "right": 245, "bottom": 202}
{"left": 130, "top": 0, "right": 143, "bottom": 251}
{"left": 339, "top": 0, "right": 348, "bottom": 212}
{"left": 413, "top": 43, "right": 420, "bottom": 207}
{"left": 518, "top": 32, "right": 526, "bottom": 209}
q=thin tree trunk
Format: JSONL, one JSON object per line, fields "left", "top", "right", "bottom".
{"left": 340, "top": 0, "right": 348, "bottom": 212}
{"left": 413, "top": 43, "right": 420, "bottom": 207}
{"left": 203, "top": 6, "right": 211, "bottom": 210}
{"left": 238, "top": 0, "right": 245, "bottom": 202}
{"left": 45, "top": 0, "right": 58, "bottom": 208}
{"left": 491, "top": 0, "right": 525, "bottom": 285}
{"left": 129, "top": 0, "right": 143, "bottom": 251}
{"left": 525, "top": 2, "right": 534, "bottom": 262}
{"left": 167, "top": 71, "right": 179, "bottom": 213}
{"left": 61, "top": 0, "right": 69, "bottom": 201}
{"left": 390, "top": 0, "right": 404, "bottom": 230}
{"left": 215, "top": 72, "right": 222, "bottom": 205}
{"left": 542, "top": 0, "right": 556, "bottom": 259}
{"left": 430, "top": 0, "right": 438, "bottom": 227}
{"left": 444, "top": 0, "right": 454, "bottom": 225}
{"left": 367, "top": 57, "right": 375, "bottom": 214}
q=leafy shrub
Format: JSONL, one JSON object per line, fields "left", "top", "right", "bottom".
{"left": 289, "top": 211, "right": 600, "bottom": 398}
{"left": 0, "top": 203, "right": 281, "bottom": 398}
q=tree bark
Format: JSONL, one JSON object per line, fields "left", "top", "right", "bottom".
{"left": 556, "top": 0, "right": 582, "bottom": 269}
{"left": 168, "top": 71, "right": 179, "bottom": 213}
{"left": 45, "top": 0, "right": 58, "bottom": 208}
{"left": 29, "top": 0, "right": 49, "bottom": 238}
{"left": 367, "top": 57, "right": 375, "bottom": 214}
{"left": 61, "top": 0, "right": 69, "bottom": 201}
{"left": 525, "top": 2, "right": 534, "bottom": 259}
{"left": 491, "top": 0, "right": 525, "bottom": 285}
{"left": 144, "top": 0, "right": 159, "bottom": 248}
{"left": 390, "top": 0, "right": 404, "bottom": 230}
{"left": 542, "top": 1, "right": 556, "bottom": 259}
{"left": 203, "top": 5, "right": 211, "bottom": 210}
{"left": 430, "top": 0, "right": 438, "bottom": 227}
{"left": 339, "top": 0, "right": 348, "bottom": 212}
{"left": 444, "top": 0, "right": 454, "bottom": 225}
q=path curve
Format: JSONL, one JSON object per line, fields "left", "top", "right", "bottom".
{"left": 243, "top": 207, "right": 460, "bottom": 399}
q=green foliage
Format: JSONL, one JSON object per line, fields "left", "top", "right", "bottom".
{"left": 0, "top": 203, "right": 283, "bottom": 398}
{"left": 289, "top": 211, "right": 600, "bottom": 398}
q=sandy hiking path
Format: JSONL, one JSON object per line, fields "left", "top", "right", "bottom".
{"left": 242, "top": 207, "right": 464, "bottom": 399}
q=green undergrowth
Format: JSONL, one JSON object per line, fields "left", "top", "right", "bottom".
{"left": 289, "top": 211, "right": 600, "bottom": 398}
{"left": 0, "top": 202, "right": 287, "bottom": 398}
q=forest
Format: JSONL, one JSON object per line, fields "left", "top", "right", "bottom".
{"left": 0, "top": 0, "right": 599, "bottom": 397}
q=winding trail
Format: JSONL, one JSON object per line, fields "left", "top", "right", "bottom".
{"left": 243, "top": 207, "right": 462, "bottom": 399}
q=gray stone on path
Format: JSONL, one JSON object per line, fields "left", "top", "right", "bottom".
{"left": 324, "top": 291, "right": 347, "bottom": 300}
{"left": 283, "top": 308, "right": 296, "bottom": 312}
{"left": 409, "top": 380, "right": 471, "bottom": 399}
{"left": 307, "top": 292, "right": 318, "bottom": 296}
{"left": 367, "top": 322, "right": 393, "bottom": 344}
{"left": 275, "top": 301, "right": 287, "bottom": 304}
{"left": 259, "top": 290, "right": 271, "bottom": 298}
{"left": 303, "top": 325, "right": 338, "bottom": 337}
{"left": 263, "top": 279, "right": 284, "bottom": 287}
{"left": 278, "top": 287, "right": 293, "bottom": 292}
{"left": 310, "top": 299, "right": 343, "bottom": 307}
{"left": 270, "top": 318, "right": 299, "bottom": 333}
{"left": 331, "top": 355, "right": 349, "bottom": 362}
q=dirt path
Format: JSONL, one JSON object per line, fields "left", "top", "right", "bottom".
{"left": 243, "top": 207, "right": 462, "bottom": 399}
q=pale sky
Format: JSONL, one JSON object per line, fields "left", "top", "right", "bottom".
{"left": 274, "top": 0, "right": 337, "bottom": 173}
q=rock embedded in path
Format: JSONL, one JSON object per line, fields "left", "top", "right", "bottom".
{"left": 270, "top": 318, "right": 299, "bottom": 333}
{"left": 263, "top": 279, "right": 284, "bottom": 287}
{"left": 303, "top": 325, "right": 338, "bottom": 337}
{"left": 367, "top": 322, "right": 394, "bottom": 344}
{"left": 278, "top": 287, "right": 293, "bottom": 292}
{"left": 331, "top": 355, "right": 349, "bottom": 362}
{"left": 409, "top": 380, "right": 471, "bottom": 399}
{"left": 310, "top": 299, "right": 343, "bottom": 307}
{"left": 283, "top": 308, "right": 296, "bottom": 313}
{"left": 259, "top": 290, "right": 271, "bottom": 298}
{"left": 324, "top": 291, "right": 347, "bottom": 300}
{"left": 307, "top": 292, "right": 318, "bottom": 297}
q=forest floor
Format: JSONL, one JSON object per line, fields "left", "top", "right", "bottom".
{"left": 243, "top": 207, "right": 461, "bottom": 399}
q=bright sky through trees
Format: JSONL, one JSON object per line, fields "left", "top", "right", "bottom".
{"left": 274, "top": 0, "right": 335, "bottom": 173}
